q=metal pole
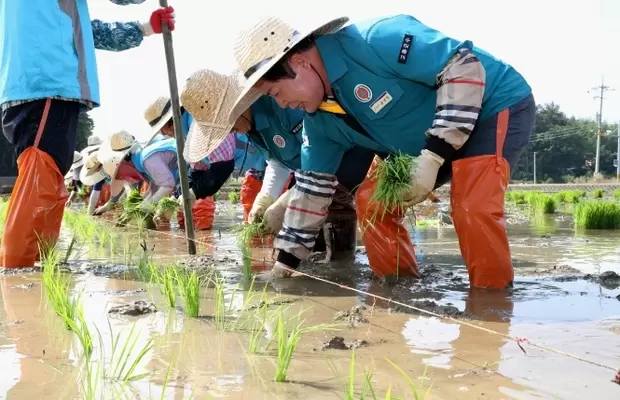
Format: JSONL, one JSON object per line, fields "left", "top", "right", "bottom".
{"left": 617, "top": 121, "right": 620, "bottom": 182}
{"left": 594, "top": 82, "right": 603, "bottom": 175}
{"left": 158, "top": 0, "right": 196, "bottom": 255}
{"left": 533, "top": 152, "right": 537, "bottom": 184}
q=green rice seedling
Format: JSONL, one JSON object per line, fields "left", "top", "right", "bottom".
{"left": 160, "top": 264, "right": 178, "bottom": 308}
{"left": 228, "top": 191, "right": 239, "bottom": 203}
{"left": 156, "top": 196, "right": 179, "bottom": 215}
{"left": 274, "top": 307, "right": 340, "bottom": 382}
{"left": 233, "top": 218, "right": 269, "bottom": 282}
{"left": 176, "top": 268, "right": 201, "bottom": 317}
{"left": 386, "top": 359, "right": 431, "bottom": 400}
{"left": 614, "top": 189, "right": 620, "bottom": 201}
{"left": 212, "top": 274, "right": 227, "bottom": 330}
{"left": 574, "top": 201, "right": 620, "bottom": 229}
{"left": 102, "top": 320, "right": 154, "bottom": 382}
{"left": 591, "top": 188, "right": 604, "bottom": 199}
{"left": 370, "top": 153, "right": 416, "bottom": 221}
{"left": 40, "top": 244, "right": 77, "bottom": 330}
{"left": 526, "top": 192, "right": 556, "bottom": 214}
{"left": 505, "top": 191, "right": 527, "bottom": 205}
{"left": 118, "top": 188, "right": 156, "bottom": 230}
{"left": 64, "top": 296, "right": 93, "bottom": 358}
{"left": 327, "top": 349, "right": 378, "bottom": 399}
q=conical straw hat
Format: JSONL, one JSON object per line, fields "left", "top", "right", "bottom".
{"left": 228, "top": 16, "right": 349, "bottom": 123}
{"left": 144, "top": 96, "right": 173, "bottom": 134}
{"left": 180, "top": 69, "right": 245, "bottom": 163}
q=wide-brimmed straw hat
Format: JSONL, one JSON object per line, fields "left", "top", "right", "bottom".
{"left": 144, "top": 96, "right": 174, "bottom": 135}
{"left": 70, "top": 151, "right": 85, "bottom": 170}
{"left": 180, "top": 69, "right": 244, "bottom": 163}
{"left": 98, "top": 130, "right": 138, "bottom": 179}
{"left": 79, "top": 151, "right": 107, "bottom": 186}
{"left": 80, "top": 135, "right": 103, "bottom": 159}
{"left": 228, "top": 16, "right": 349, "bottom": 123}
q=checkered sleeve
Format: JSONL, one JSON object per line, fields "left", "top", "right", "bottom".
{"left": 274, "top": 170, "right": 338, "bottom": 261}
{"left": 206, "top": 133, "right": 236, "bottom": 164}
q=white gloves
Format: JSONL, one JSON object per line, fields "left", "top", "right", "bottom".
{"left": 249, "top": 193, "right": 275, "bottom": 223}
{"left": 405, "top": 149, "right": 445, "bottom": 206}
{"left": 87, "top": 190, "right": 101, "bottom": 215}
{"left": 93, "top": 200, "right": 115, "bottom": 216}
{"left": 271, "top": 261, "right": 293, "bottom": 279}
{"left": 262, "top": 190, "right": 292, "bottom": 234}
{"left": 178, "top": 188, "right": 197, "bottom": 210}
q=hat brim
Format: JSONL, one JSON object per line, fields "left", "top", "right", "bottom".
{"left": 81, "top": 144, "right": 101, "bottom": 157}
{"left": 228, "top": 17, "right": 349, "bottom": 124}
{"left": 183, "top": 119, "right": 234, "bottom": 163}
{"left": 79, "top": 164, "right": 107, "bottom": 186}
{"left": 98, "top": 141, "right": 135, "bottom": 180}
{"left": 150, "top": 108, "right": 173, "bottom": 135}
{"left": 71, "top": 158, "right": 85, "bottom": 170}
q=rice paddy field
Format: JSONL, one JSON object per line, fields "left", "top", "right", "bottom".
{"left": 0, "top": 187, "right": 619, "bottom": 399}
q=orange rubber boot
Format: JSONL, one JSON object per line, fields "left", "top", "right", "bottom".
{"left": 177, "top": 196, "right": 216, "bottom": 231}
{"left": 355, "top": 158, "right": 418, "bottom": 278}
{"left": 239, "top": 173, "right": 262, "bottom": 223}
{"left": 450, "top": 109, "right": 514, "bottom": 289}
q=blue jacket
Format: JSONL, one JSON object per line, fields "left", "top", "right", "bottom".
{"left": 248, "top": 96, "right": 304, "bottom": 170}
{"left": 301, "top": 14, "right": 532, "bottom": 173}
{"left": 0, "top": 0, "right": 146, "bottom": 107}
{"left": 235, "top": 133, "right": 266, "bottom": 173}
{"left": 132, "top": 138, "right": 179, "bottom": 183}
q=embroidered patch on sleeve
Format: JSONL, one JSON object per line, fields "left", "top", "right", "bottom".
{"left": 398, "top": 34, "right": 413, "bottom": 64}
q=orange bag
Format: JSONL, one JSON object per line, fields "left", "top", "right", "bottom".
{"left": 355, "top": 158, "right": 418, "bottom": 278}
{"left": 239, "top": 173, "right": 262, "bottom": 223}
{"left": 0, "top": 100, "right": 68, "bottom": 268}
{"left": 96, "top": 182, "right": 111, "bottom": 208}
{"left": 451, "top": 109, "right": 514, "bottom": 289}
{"left": 178, "top": 196, "right": 216, "bottom": 231}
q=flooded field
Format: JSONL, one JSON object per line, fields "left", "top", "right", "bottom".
{"left": 1, "top": 198, "right": 620, "bottom": 399}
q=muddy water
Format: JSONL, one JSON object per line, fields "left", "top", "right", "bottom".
{"left": 0, "top": 203, "right": 620, "bottom": 399}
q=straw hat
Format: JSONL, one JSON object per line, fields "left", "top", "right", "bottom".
{"left": 80, "top": 135, "right": 103, "bottom": 159}
{"left": 79, "top": 151, "right": 107, "bottom": 186}
{"left": 228, "top": 16, "right": 349, "bottom": 123}
{"left": 70, "top": 151, "right": 85, "bottom": 170}
{"left": 144, "top": 96, "right": 173, "bottom": 135}
{"left": 98, "top": 130, "right": 138, "bottom": 179}
{"left": 180, "top": 69, "right": 244, "bottom": 163}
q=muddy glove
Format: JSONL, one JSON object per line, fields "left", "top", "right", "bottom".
{"left": 93, "top": 200, "right": 116, "bottom": 216}
{"left": 270, "top": 261, "right": 293, "bottom": 279}
{"left": 249, "top": 193, "right": 275, "bottom": 223}
{"left": 403, "top": 150, "right": 445, "bottom": 207}
{"left": 178, "top": 188, "right": 197, "bottom": 209}
{"left": 262, "top": 190, "right": 292, "bottom": 234}
{"left": 87, "top": 190, "right": 101, "bottom": 215}
{"left": 154, "top": 209, "right": 174, "bottom": 223}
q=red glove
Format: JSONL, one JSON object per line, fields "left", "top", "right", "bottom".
{"left": 149, "top": 6, "right": 175, "bottom": 34}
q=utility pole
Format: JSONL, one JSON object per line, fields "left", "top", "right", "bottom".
{"left": 589, "top": 77, "right": 614, "bottom": 177}
{"left": 617, "top": 121, "right": 620, "bottom": 182}
{"left": 533, "top": 151, "right": 537, "bottom": 184}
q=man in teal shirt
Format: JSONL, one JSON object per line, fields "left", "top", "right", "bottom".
{"left": 230, "top": 15, "right": 536, "bottom": 289}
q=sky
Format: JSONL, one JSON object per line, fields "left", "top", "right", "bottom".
{"left": 89, "top": 0, "right": 620, "bottom": 142}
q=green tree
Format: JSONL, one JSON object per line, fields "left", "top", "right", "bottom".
{"left": 76, "top": 111, "right": 95, "bottom": 152}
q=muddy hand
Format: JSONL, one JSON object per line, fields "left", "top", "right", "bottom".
{"left": 262, "top": 190, "right": 292, "bottom": 233}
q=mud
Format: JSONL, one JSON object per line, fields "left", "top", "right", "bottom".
{"left": 108, "top": 300, "right": 157, "bottom": 316}
{"left": 334, "top": 305, "right": 369, "bottom": 327}
{"left": 318, "top": 336, "right": 369, "bottom": 350}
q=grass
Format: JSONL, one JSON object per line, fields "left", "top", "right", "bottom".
{"left": 370, "top": 154, "right": 416, "bottom": 221}
{"left": 574, "top": 201, "right": 620, "bottom": 229}
{"left": 328, "top": 350, "right": 378, "bottom": 399}
{"left": 274, "top": 307, "right": 339, "bottom": 382}
{"left": 591, "top": 188, "right": 604, "bottom": 199}
{"left": 614, "top": 189, "right": 620, "bottom": 201}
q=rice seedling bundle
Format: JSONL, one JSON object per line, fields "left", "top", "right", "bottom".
{"left": 574, "top": 201, "right": 620, "bottom": 229}
{"left": 370, "top": 154, "right": 416, "bottom": 219}
{"left": 156, "top": 197, "right": 179, "bottom": 215}
{"left": 118, "top": 189, "right": 156, "bottom": 229}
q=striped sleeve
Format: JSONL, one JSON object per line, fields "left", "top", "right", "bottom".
{"left": 274, "top": 170, "right": 338, "bottom": 260}
{"left": 424, "top": 49, "right": 486, "bottom": 160}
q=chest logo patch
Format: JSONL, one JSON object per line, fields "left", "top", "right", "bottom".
{"left": 370, "top": 91, "right": 393, "bottom": 114}
{"left": 273, "top": 135, "right": 286, "bottom": 148}
{"left": 354, "top": 84, "right": 373, "bottom": 103}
